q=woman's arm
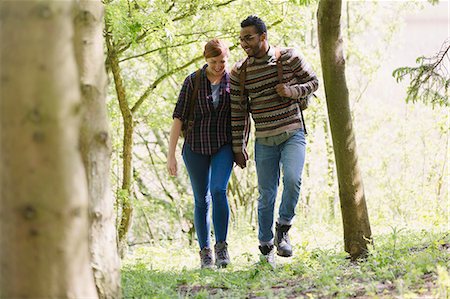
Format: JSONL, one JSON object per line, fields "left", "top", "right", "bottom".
{"left": 167, "top": 117, "right": 183, "bottom": 176}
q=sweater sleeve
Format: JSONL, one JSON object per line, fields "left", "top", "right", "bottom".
{"left": 284, "top": 48, "right": 319, "bottom": 100}
{"left": 230, "top": 61, "right": 251, "bottom": 157}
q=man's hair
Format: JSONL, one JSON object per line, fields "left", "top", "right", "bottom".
{"left": 241, "top": 15, "right": 267, "bottom": 34}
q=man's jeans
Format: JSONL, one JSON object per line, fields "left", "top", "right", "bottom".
{"left": 255, "top": 129, "right": 306, "bottom": 244}
{"left": 183, "top": 143, "right": 233, "bottom": 250}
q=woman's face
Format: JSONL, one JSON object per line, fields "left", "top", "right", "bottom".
{"left": 206, "top": 52, "right": 228, "bottom": 76}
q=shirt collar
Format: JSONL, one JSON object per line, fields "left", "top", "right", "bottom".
{"left": 248, "top": 46, "right": 276, "bottom": 65}
{"left": 201, "top": 64, "right": 230, "bottom": 86}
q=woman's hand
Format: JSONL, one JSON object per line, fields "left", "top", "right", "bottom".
{"left": 167, "top": 155, "right": 178, "bottom": 176}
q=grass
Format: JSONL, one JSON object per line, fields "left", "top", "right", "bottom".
{"left": 121, "top": 226, "right": 450, "bottom": 298}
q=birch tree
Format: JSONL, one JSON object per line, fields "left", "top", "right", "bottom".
{"left": 74, "top": 0, "right": 121, "bottom": 297}
{"left": 0, "top": 0, "right": 97, "bottom": 297}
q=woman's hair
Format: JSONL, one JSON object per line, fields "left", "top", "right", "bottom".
{"left": 203, "top": 38, "right": 229, "bottom": 59}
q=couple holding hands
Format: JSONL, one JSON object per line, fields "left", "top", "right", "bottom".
{"left": 167, "top": 15, "right": 319, "bottom": 269}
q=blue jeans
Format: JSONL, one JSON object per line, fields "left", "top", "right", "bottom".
{"left": 182, "top": 143, "right": 233, "bottom": 250}
{"left": 255, "top": 130, "right": 306, "bottom": 245}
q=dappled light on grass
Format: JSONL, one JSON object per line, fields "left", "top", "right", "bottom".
{"left": 122, "top": 229, "right": 449, "bottom": 298}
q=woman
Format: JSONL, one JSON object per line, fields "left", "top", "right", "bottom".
{"left": 167, "top": 39, "right": 233, "bottom": 269}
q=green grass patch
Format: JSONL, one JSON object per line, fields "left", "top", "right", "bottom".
{"left": 122, "top": 230, "right": 449, "bottom": 298}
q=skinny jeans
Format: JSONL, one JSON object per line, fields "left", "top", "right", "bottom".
{"left": 182, "top": 143, "right": 233, "bottom": 250}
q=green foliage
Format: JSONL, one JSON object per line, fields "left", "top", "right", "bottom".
{"left": 105, "top": 0, "right": 320, "bottom": 246}
{"left": 289, "top": 0, "right": 316, "bottom": 6}
{"left": 392, "top": 39, "right": 449, "bottom": 108}
{"left": 122, "top": 230, "right": 450, "bottom": 298}
{"left": 104, "top": 0, "right": 448, "bottom": 266}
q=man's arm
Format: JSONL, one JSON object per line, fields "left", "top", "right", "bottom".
{"left": 230, "top": 61, "right": 250, "bottom": 168}
{"left": 276, "top": 48, "right": 319, "bottom": 100}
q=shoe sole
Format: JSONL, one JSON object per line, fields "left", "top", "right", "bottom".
{"left": 277, "top": 250, "right": 292, "bottom": 257}
{"left": 216, "top": 264, "right": 228, "bottom": 269}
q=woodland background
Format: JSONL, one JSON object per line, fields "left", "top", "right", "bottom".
{"left": 108, "top": 0, "right": 448, "bottom": 248}
{"left": 0, "top": 0, "right": 448, "bottom": 298}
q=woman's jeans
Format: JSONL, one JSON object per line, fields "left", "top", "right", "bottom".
{"left": 255, "top": 130, "right": 306, "bottom": 245}
{"left": 183, "top": 143, "right": 233, "bottom": 250}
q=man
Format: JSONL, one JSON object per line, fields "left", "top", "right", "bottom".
{"left": 230, "top": 15, "right": 319, "bottom": 266}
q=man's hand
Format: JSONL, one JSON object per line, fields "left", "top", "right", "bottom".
{"left": 234, "top": 152, "right": 247, "bottom": 169}
{"left": 275, "top": 83, "right": 293, "bottom": 98}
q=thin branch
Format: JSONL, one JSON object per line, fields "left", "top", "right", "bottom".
{"left": 172, "top": 0, "right": 237, "bottom": 22}
{"left": 431, "top": 40, "right": 449, "bottom": 72}
{"left": 131, "top": 54, "right": 203, "bottom": 113}
{"left": 130, "top": 19, "right": 283, "bottom": 113}
{"left": 119, "top": 40, "right": 198, "bottom": 63}
{"left": 117, "top": 28, "right": 153, "bottom": 55}
{"left": 135, "top": 130, "right": 175, "bottom": 202}
{"left": 117, "top": 0, "right": 237, "bottom": 55}
{"left": 165, "top": 1, "right": 175, "bottom": 13}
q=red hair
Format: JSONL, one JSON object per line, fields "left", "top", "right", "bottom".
{"left": 203, "top": 38, "right": 229, "bottom": 59}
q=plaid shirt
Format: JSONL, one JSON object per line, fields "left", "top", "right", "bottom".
{"left": 173, "top": 64, "right": 231, "bottom": 155}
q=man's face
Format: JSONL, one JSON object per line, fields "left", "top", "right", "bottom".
{"left": 239, "top": 26, "right": 265, "bottom": 57}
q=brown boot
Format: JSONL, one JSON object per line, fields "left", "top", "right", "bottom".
{"left": 214, "top": 241, "right": 230, "bottom": 268}
{"left": 199, "top": 247, "right": 214, "bottom": 269}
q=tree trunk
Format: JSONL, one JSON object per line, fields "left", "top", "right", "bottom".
{"left": 317, "top": 0, "right": 372, "bottom": 260}
{"left": 74, "top": 1, "right": 122, "bottom": 298}
{"left": 0, "top": 1, "right": 98, "bottom": 297}
{"left": 323, "top": 117, "right": 336, "bottom": 219}
{"left": 105, "top": 25, "right": 134, "bottom": 249}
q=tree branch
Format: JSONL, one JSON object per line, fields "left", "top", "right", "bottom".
{"left": 119, "top": 40, "right": 198, "bottom": 63}
{"left": 130, "top": 19, "right": 283, "bottom": 113}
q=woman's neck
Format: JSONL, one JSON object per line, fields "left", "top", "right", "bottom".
{"left": 206, "top": 68, "right": 223, "bottom": 84}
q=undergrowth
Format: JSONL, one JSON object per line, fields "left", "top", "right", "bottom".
{"left": 121, "top": 229, "right": 449, "bottom": 298}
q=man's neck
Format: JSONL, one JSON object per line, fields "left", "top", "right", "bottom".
{"left": 254, "top": 43, "right": 270, "bottom": 59}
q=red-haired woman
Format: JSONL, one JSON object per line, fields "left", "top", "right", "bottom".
{"left": 167, "top": 39, "right": 233, "bottom": 269}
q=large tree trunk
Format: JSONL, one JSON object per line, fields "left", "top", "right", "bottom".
{"left": 0, "top": 1, "right": 98, "bottom": 297}
{"left": 317, "top": 0, "right": 372, "bottom": 260}
{"left": 74, "top": 1, "right": 122, "bottom": 298}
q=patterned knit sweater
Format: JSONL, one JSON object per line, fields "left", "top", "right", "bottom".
{"left": 230, "top": 46, "right": 319, "bottom": 155}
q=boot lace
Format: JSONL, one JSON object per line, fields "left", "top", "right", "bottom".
{"left": 217, "top": 247, "right": 228, "bottom": 261}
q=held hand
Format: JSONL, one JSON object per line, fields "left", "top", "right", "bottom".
{"left": 275, "top": 83, "right": 293, "bottom": 98}
{"left": 234, "top": 153, "right": 247, "bottom": 169}
{"left": 167, "top": 156, "right": 178, "bottom": 176}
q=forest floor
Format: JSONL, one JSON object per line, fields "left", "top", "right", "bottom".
{"left": 121, "top": 229, "right": 449, "bottom": 298}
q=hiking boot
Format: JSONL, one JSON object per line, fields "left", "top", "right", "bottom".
{"left": 214, "top": 241, "right": 230, "bottom": 268}
{"left": 199, "top": 247, "right": 214, "bottom": 269}
{"left": 275, "top": 222, "right": 293, "bottom": 257}
{"left": 259, "top": 244, "right": 276, "bottom": 268}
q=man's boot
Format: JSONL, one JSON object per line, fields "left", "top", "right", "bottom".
{"left": 259, "top": 244, "right": 276, "bottom": 268}
{"left": 275, "top": 222, "right": 292, "bottom": 257}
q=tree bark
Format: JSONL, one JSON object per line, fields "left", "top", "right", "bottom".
{"left": 74, "top": 1, "right": 122, "bottom": 297}
{"left": 323, "top": 117, "right": 337, "bottom": 219}
{"left": 105, "top": 24, "right": 134, "bottom": 248}
{"left": 0, "top": 1, "right": 98, "bottom": 297}
{"left": 317, "top": 0, "right": 372, "bottom": 260}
